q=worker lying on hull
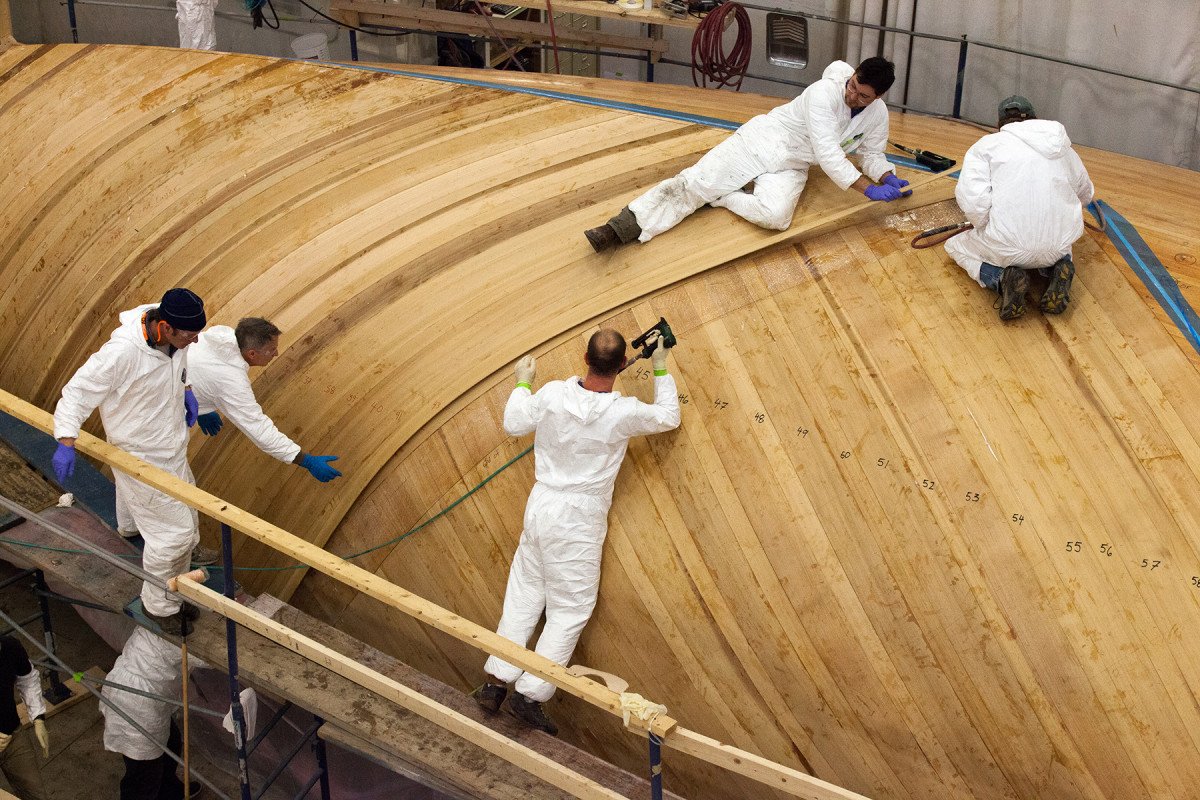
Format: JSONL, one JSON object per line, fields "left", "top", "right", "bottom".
{"left": 0, "top": 635, "right": 51, "bottom": 800}
{"left": 585, "top": 57, "right": 910, "bottom": 252}
{"left": 476, "top": 331, "right": 680, "bottom": 734}
{"left": 101, "top": 627, "right": 199, "bottom": 800}
{"left": 53, "top": 289, "right": 207, "bottom": 636}
{"left": 187, "top": 317, "right": 342, "bottom": 483}
{"left": 945, "top": 95, "right": 1095, "bottom": 320}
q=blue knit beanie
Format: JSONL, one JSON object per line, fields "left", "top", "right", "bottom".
{"left": 158, "top": 288, "right": 206, "bottom": 331}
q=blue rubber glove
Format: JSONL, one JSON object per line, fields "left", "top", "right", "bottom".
{"left": 184, "top": 388, "right": 199, "bottom": 427}
{"left": 197, "top": 411, "right": 223, "bottom": 436}
{"left": 300, "top": 454, "right": 342, "bottom": 483}
{"left": 882, "top": 173, "right": 913, "bottom": 197}
{"left": 864, "top": 183, "right": 902, "bottom": 202}
{"left": 52, "top": 443, "right": 75, "bottom": 483}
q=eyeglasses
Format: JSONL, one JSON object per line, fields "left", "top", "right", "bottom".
{"left": 846, "top": 76, "right": 877, "bottom": 105}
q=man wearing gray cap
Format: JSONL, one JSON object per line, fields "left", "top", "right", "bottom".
{"left": 52, "top": 288, "right": 208, "bottom": 635}
{"left": 946, "top": 95, "right": 1095, "bottom": 320}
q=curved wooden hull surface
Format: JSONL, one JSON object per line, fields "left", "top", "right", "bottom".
{"left": 4, "top": 43, "right": 1200, "bottom": 800}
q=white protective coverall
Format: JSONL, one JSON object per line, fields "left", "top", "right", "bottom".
{"left": 945, "top": 119, "right": 1095, "bottom": 285}
{"left": 177, "top": 0, "right": 217, "bottom": 50}
{"left": 101, "top": 628, "right": 182, "bottom": 761}
{"left": 188, "top": 326, "right": 302, "bottom": 464}
{"left": 628, "top": 60, "right": 894, "bottom": 241}
{"left": 53, "top": 305, "right": 198, "bottom": 617}
{"left": 484, "top": 374, "right": 681, "bottom": 702}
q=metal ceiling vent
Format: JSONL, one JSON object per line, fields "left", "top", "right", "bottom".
{"left": 766, "top": 12, "right": 809, "bottom": 69}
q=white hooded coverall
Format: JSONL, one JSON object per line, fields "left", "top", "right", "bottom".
{"left": 101, "top": 628, "right": 182, "bottom": 761}
{"left": 187, "top": 326, "right": 302, "bottom": 464}
{"left": 53, "top": 305, "right": 198, "bottom": 617}
{"left": 484, "top": 373, "right": 681, "bottom": 702}
{"left": 628, "top": 60, "right": 894, "bottom": 241}
{"left": 945, "top": 119, "right": 1095, "bottom": 285}
{"left": 176, "top": 0, "right": 217, "bottom": 50}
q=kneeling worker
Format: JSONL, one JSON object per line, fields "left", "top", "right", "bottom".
{"left": 585, "top": 57, "right": 910, "bottom": 251}
{"left": 475, "top": 331, "right": 680, "bottom": 734}
{"left": 946, "top": 95, "right": 1095, "bottom": 320}
{"left": 187, "top": 317, "right": 342, "bottom": 483}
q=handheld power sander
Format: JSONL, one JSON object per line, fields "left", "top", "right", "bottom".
{"left": 889, "top": 140, "right": 956, "bottom": 172}
{"left": 620, "top": 317, "right": 677, "bottom": 372}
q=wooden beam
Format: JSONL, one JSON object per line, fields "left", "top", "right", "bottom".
{"left": 473, "top": 0, "right": 702, "bottom": 30}
{"left": 171, "top": 575, "right": 627, "bottom": 800}
{"left": 3, "top": 388, "right": 874, "bottom": 798}
{"left": 177, "top": 573, "right": 874, "bottom": 800}
{"left": 0, "top": 388, "right": 675, "bottom": 739}
{"left": 330, "top": 0, "right": 670, "bottom": 53}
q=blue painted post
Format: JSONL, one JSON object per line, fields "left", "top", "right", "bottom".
{"left": 32, "top": 571, "right": 71, "bottom": 703}
{"left": 350, "top": 30, "right": 359, "bottom": 62}
{"left": 649, "top": 733, "right": 663, "bottom": 800}
{"left": 952, "top": 34, "right": 968, "bottom": 119}
{"left": 66, "top": 0, "right": 79, "bottom": 43}
{"left": 313, "top": 715, "right": 332, "bottom": 800}
{"left": 221, "top": 523, "right": 254, "bottom": 800}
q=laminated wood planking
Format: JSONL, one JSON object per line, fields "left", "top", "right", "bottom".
{"left": 4, "top": 38, "right": 1200, "bottom": 800}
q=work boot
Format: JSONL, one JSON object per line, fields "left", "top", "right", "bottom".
{"left": 505, "top": 692, "right": 558, "bottom": 735}
{"left": 607, "top": 206, "right": 642, "bottom": 244}
{"left": 190, "top": 542, "right": 219, "bottom": 567}
{"left": 473, "top": 681, "right": 508, "bottom": 714}
{"left": 584, "top": 223, "right": 619, "bottom": 253}
{"left": 1038, "top": 257, "right": 1075, "bottom": 314}
{"left": 118, "top": 528, "right": 140, "bottom": 540}
{"left": 996, "top": 266, "right": 1029, "bottom": 321}
{"left": 144, "top": 610, "right": 192, "bottom": 637}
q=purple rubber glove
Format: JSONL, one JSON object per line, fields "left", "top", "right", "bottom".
{"left": 52, "top": 443, "right": 75, "bottom": 483}
{"left": 864, "top": 183, "right": 902, "bottom": 202}
{"left": 882, "top": 173, "right": 913, "bottom": 197}
{"left": 184, "top": 387, "right": 199, "bottom": 427}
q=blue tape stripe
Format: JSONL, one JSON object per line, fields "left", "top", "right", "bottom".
{"left": 332, "top": 62, "right": 742, "bottom": 130}
{"left": 1095, "top": 200, "right": 1200, "bottom": 354}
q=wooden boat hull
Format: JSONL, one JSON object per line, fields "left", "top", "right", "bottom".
{"left": 3, "top": 42, "right": 1200, "bottom": 800}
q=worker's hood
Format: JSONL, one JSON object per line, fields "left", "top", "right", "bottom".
{"left": 114, "top": 303, "right": 160, "bottom": 346}
{"left": 199, "top": 325, "right": 246, "bottom": 367}
{"left": 999, "top": 119, "right": 1074, "bottom": 159}
{"left": 822, "top": 60, "right": 855, "bottom": 85}
{"left": 562, "top": 377, "right": 619, "bottom": 423}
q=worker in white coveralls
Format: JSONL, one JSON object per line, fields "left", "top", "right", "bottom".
{"left": 52, "top": 289, "right": 208, "bottom": 636}
{"left": 101, "top": 627, "right": 199, "bottom": 800}
{"left": 188, "top": 317, "right": 342, "bottom": 482}
{"left": 475, "top": 330, "right": 680, "bottom": 734}
{"left": 945, "top": 95, "right": 1095, "bottom": 321}
{"left": 584, "top": 57, "right": 910, "bottom": 252}
{"left": 0, "top": 635, "right": 51, "bottom": 800}
{"left": 176, "top": 0, "right": 217, "bottom": 50}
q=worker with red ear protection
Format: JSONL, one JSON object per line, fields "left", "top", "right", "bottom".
{"left": 52, "top": 288, "right": 208, "bottom": 636}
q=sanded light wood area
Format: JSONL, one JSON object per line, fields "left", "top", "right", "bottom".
{"left": 0, "top": 42, "right": 949, "bottom": 599}
{"left": 404, "top": 65, "right": 1200, "bottom": 365}
{"left": 4, "top": 41, "right": 1200, "bottom": 800}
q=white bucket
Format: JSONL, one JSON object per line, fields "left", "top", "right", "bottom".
{"left": 291, "top": 33, "right": 330, "bottom": 61}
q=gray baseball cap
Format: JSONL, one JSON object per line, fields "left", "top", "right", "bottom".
{"left": 998, "top": 95, "right": 1034, "bottom": 119}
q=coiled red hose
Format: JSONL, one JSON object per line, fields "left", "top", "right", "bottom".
{"left": 691, "top": 1, "right": 752, "bottom": 91}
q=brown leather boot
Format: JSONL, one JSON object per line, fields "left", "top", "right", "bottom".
{"left": 584, "top": 223, "right": 619, "bottom": 252}
{"left": 505, "top": 692, "right": 558, "bottom": 735}
{"left": 473, "top": 681, "right": 508, "bottom": 713}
